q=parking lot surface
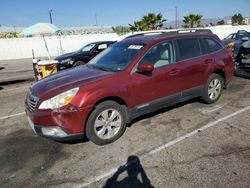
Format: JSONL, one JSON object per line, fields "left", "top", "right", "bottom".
{"left": 0, "top": 67, "right": 250, "bottom": 187}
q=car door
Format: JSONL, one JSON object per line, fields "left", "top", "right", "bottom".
{"left": 174, "top": 37, "right": 207, "bottom": 99}
{"left": 130, "top": 40, "right": 181, "bottom": 112}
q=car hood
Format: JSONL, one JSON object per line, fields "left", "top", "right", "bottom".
{"left": 30, "top": 67, "right": 115, "bottom": 98}
{"left": 55, "top": 51, "right": 86, "bottom": 61}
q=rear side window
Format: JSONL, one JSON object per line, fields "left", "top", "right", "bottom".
{"left": 175, "top": 38, "right": 202, "bottom": 61}
{"left": 203, "top": 38, "right": 222, "bottom": 53}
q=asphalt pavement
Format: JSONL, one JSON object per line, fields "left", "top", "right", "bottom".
{"left": 0, "top": 58, "right": 34, "bottom": 84}
{"left": 0, "top": 63, "right": 249, "bottom": 188}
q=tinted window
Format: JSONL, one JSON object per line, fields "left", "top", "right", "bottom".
{"left": 176, "top": 38, "right": 202, "bottom": 61}
{"left": 236, "top": 31, "right": 250, "bottom": 40}
{"left": 139, "top": 41, "right": 174, "bottom": 68}
{"left": 203, "top": 38, "right": 222, "bottom": 53}
{"left": 97, "top": 43, "right": 108, "bottom": 50}
{"left": 224, "top": 33, "right": 236, "bottom": 40}
{"left": 79, "top": 43, "right": 95, "bottom": 52}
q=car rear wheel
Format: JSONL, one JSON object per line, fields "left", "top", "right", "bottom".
{"left": 202, "top": 74, "right": 223, "bottom": 104}
{"left": 86, "top": 101, "right": 127, "bottom": 145}
{"left": 74, "top": 61, "right": 85, "bottom": 66}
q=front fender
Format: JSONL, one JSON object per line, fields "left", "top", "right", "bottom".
{"left": 72, "top": 86, "right": 129, "bottom": 108}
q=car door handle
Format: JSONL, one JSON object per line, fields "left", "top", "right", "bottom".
{"left": 204, "top": 59, "right": 213, "bottom": 65}
{"left": 169, "top": 69, "right": 180, "bottom": 75}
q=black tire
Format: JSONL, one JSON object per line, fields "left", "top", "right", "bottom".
{"left": 74, "top": 61, "right": 85, "bottom": 67}
{"left": 201, "top": 74, "right": 224, "bottom": 104}
{"left": 86, "top": 101, "right": 127, "bottom": 145}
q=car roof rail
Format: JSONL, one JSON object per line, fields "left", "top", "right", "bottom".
{"left": 176, "top": 29, "right": 213, "bottom": 34}
{"left": 124, "top": 29, "right": 213, "bottom": 39}
{"left": 124, "top": 31, "right": 167, "bottom": 39}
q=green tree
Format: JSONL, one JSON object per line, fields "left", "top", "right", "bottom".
{"left": 183, "top": 14, "right": 203, "bottom": 28}
{"left": 112, "top": 26, "right": 130, "bottom": 35}
{"left": 129, "top": 21, "right": 147, "bottom": 32}
{"left": 5, "top": 32, "right": 21, "bottom": 38}
{"left": 232, "top": 13, "right": 244, "bottom": 25}
{"left": 129, "top": 13, "right": 167, "bottom": 32}
{"left": 216, "top": 20, "right": 225, "bottom": 25}
{"left": 141, "top": 13, "right": 167, "bottom": 30}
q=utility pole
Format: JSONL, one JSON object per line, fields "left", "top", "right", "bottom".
{"left": 95, "top": 14, "right": 98, "bottom": 26}
{"left": 49, "top": 10, "right": 53, "bottom": 24}
{"left": 175, "top": 6, "right": 178, "bottom": 29}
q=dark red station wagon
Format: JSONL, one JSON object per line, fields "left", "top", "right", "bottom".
{"left": 25, "top": 30, "right": 234, "bottom": 145}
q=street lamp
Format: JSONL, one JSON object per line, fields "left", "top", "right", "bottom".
{"left": 49, "top": 10, "right": 53, "bottom": 24}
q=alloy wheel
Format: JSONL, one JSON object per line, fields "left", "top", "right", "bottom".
{"left": 94, "top": 108, "right": 122, "bottom": 140}
{"left": 208, "top": 78, "right": 222, "bottom": 100}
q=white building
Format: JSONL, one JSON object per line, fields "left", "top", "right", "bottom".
{"left": 226, "top": 19, "right": 232, "bottom": 25}
{"left": 243, "top": 18, "right": 250, "bottom": 25}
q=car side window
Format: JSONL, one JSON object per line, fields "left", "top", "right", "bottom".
{"left": 98, "top": 43, "right": 108, "bottom": 50}
{"left": 139, "top": 41, "right": 175, "bottom": 68}
{"left": 175, "top": 38, "right": 202, "bottom": 61}
{"left": 203, "top": 38, "right": 222, "bottom": 53}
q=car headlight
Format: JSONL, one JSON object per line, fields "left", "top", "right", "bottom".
{"left": 39, "top": 87, "right": 79, "bottom": 109}
{"left": 61, "top": 58, "right": 73, "bottom": 64}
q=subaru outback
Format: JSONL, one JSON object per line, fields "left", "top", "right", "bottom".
{"left": 25, "top": 29, "right": 234, "bottom": 145}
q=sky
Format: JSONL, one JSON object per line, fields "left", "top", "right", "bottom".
{"left": 0, "top": 0, "right": 250, "bottom": 27}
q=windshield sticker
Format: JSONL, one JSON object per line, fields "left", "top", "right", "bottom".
{"left": 128, "top": 45, "right": 143, "bottom": 50}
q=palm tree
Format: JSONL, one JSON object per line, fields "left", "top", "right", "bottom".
{"left": 129, "top": 13, "right": 167, "bottom": 32}
{"left": 183, "top": 14, "right": 203, "bottom": 28}
{"left": 129, "top": 21, "right": 147, "bottom": 32}
{"left": 142, "top": 13, "right": 167, "bottom": 30}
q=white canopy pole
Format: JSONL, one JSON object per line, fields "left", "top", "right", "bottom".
{"left": 42, "top": 34, "right": 51, "bottom": 59}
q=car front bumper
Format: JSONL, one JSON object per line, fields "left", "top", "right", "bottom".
{"left": 25, "top": 101, "right": 94, "bottom": 141}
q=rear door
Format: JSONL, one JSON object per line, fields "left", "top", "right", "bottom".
{"left": 174, "top": 37, "right": 207, "bottom": 99}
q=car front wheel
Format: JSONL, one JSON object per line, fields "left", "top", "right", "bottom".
{"left": 74, "top": 61, "right": 85, "bottom": 66}
{"left": 86, "top": 101, "right": 127, "bottom": 145}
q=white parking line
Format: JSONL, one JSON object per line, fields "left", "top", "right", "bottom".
{"left": 76, "top": 105, "right": 250, "bottom": 188}
{"left": 200, "top": 104, "right": 225, "bottom": 114}
{"left": 0, "top": 112, "right": 25, "bottom": 120}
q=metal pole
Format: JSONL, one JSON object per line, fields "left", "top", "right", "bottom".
{"left": 49, "top": 10, "right": 53, "bottom": 24}
{"left": 177, "top": 7, "right": 179, "bottom": 28}
{"left": 95, "top": 14, "right": 98, "bottom": 26}
{"left": 175, "top": 6, "right": 178, "bottom": 29}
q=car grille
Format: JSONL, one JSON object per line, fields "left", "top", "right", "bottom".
{"left": 27, "top": 90, "right": 39, "bottom": 111}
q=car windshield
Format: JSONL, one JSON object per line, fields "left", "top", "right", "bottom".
{"left": 79, "top": 43, "right": 96, "bottom": 52}
{"left": 87, "top": 43, "right": 145, "bottom": 72}
{"left": 224, "top": 33, "right": 235, "bottom": 40}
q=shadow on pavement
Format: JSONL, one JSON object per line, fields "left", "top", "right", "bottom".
{"left": 103, "top": 155, "right": 154, "bottom": 188}
{"left": 0, "top": 79, "right": 31, "bottom": 86}
{"left": 128, "top": 98, "right": 198, "bottom": 127}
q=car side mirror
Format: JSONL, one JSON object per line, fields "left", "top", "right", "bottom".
{"left": 137, "top": 63, "right": 154, "bottom": 73}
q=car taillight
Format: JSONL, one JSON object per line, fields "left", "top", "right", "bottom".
{"left": 227, "top": 48, "right": 233, "bottom": 58}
